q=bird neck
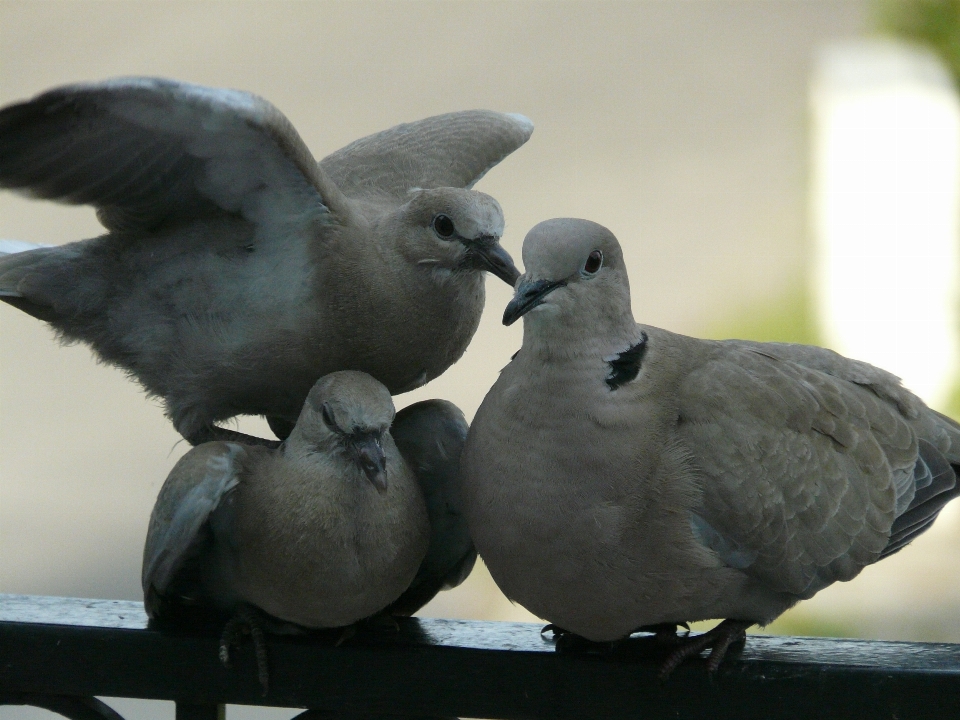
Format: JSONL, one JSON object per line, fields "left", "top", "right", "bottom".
{"left": 520, "top": 306, "right": 640, "bottom": 363}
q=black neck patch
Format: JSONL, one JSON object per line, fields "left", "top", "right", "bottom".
{"left": 606, "top": 332, "right": 648, "bottom": 390}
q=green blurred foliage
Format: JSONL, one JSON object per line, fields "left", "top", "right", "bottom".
{"left": 686, "top": 614, "right": 857, "bottom": 639}
{"left": 705, "top": 285, "right": 960, "bottom": 418}
{"left": 876, "top": 0, "right": 960, "bottom": 85}
{"left": 701, "top": 286, "right": 820, "bottom": 346}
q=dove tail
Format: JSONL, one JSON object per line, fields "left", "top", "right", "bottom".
{"left": 881, "top": 440, "right": 960, "bottom": 558}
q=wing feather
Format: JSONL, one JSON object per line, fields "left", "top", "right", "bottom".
{"left": 320, "top": 110, "right": 533, "bottom": 203}
{"left": 386, "top": 399, "right": 476, "bottom": 615}
{"left": 0, "top": 77, "right": 331, "bottom": 233}
{"left": 678, "top": 343, "right": 934, "bottom": 598}
{"left": 141, "top": 442, "right": 245, "bottom": 617}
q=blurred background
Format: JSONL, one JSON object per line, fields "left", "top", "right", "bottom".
{"left": 3, "top": 0, "right": 960, "bottom": 717}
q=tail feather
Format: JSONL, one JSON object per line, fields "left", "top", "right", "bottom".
{"left": 881, "top": 439, "right": 960, "bottom": 559}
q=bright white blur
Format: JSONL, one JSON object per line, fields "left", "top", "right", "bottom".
{"left": 811, "top": 40, "right": 960, "bottom": 407}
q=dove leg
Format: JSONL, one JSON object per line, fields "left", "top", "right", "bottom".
{"left": 219, "top": 605, "right": 271, "bottom": 695}
{"left": 656, "top": 619, "right": 752, "bottom": 681}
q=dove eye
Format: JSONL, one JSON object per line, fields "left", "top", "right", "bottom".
{"left": 321, "top": 402, "right": 339, "bottom": 432}
{"left": 582, "top": 250, "right": 603, "bottom": 275}
{"left": 432, "top": 214, "right": 456, "bottom": 239}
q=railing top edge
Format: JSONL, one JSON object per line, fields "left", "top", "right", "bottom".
{"left": 3, "top": 592, "right": 960, "bottom": 673}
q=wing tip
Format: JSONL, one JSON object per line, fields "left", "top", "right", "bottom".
{"left": 505, "top": 112, "right": 535, "bottom": 138}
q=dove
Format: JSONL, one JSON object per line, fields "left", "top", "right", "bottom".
{"left": 459, "top": 218, "right": 960, "bottom": 676}
{"left": 386, "top": 399, "right": 476, "bottom": 616}
{"left": 142, "top": 370, "right": 430, "bottom": 692}
{"left": 0, "top": 77, "right": 529, "bottom": 446}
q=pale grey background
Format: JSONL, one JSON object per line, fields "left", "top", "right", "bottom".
{"left": 6, "top": 2, "right": 958, "bottom": 719}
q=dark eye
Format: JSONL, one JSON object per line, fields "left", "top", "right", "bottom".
{"left": 432, "top": 214, "right": 456, "bottom": 238}
{"left": 321, "top": 402, "right": 338, "bottom": 430}
{"left": 583, "top": 250, "right": 603, "bottom": 275}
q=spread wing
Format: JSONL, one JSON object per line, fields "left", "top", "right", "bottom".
{"left": 0, "top": 77, "right": 332, "bottom": 234}
{"left": 141, "top": 442, "right": 245, "bottom": 617}
{"left": 320, "top": 110, "right": 533, "bottom": 203}
{"left": 678, "top": 341, "right": 960, "bottom": 599}
{"left": 386, "top": 399, "right": 476, "bottom": 616}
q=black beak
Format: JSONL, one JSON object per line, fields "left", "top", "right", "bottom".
{"left": 503, "top": 278, "right": 567, "bottom": 326}
{"left": 462, "top": 236, "right": 521, "bottom": 286}
{"left": 354, "top": 435, "right": 388, "bottom": 494}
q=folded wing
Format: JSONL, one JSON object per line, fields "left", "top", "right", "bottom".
{"left": 387, "top": 399, "right": 476, "bottom": 615}
{"left": 679, "top": 342, "right": 960, "bottom": 599}
{"left": 142, "top": 442, "right": 246, "bottom": 617}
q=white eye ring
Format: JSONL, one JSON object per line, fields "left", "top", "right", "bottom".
{"left": 582, "top": 250, "right": 603, "bottom": 275}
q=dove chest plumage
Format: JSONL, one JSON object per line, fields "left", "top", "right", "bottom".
{"left": 320, "top": 235, "right": 486, "bottom": 395}
{"left": 464, "top": 217, "right": 960, "bottom": 672}
{"left": 228, "top": 449, "right": 429, "bottom": 628}
{"left": 462, "top": 336, "right": 753, "bottom": 640}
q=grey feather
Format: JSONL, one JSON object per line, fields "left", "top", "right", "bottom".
{"left": 320, "top": 109, "right": 533, "bottom": 201}
{"left": 142, "top": 371, "right": 430, "bottom": 629}
{"left": 386, "top": 399, "right": 476, "bottom": 616}
{"left": 0, "top": 77, "right": 529, "bottom": 445}
{"left": 461, "top": 218, "right": 960, "bottom": 656}
{"left": 142, "top": 442, "right": 245, "bottom": 617}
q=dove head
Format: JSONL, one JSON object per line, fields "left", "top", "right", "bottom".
{"left": 396, "top": 187, "right": 520, "bottom": 286}
{"left": 504, "top": 219, "right": 635, "bottom": 346}
{"left": 289, "top": 370, "right": 396, "bottom": 494}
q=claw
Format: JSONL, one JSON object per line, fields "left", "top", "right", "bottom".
{"left": 218, "top": 605, "right": 271, "bottom": 695}
{"left": 656, "top": 619, "right": 751, "bottom": 682}
{"left": 540, "top": 623, "right": 567, "bottom": 639}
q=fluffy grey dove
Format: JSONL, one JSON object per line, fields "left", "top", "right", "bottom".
{"left": 386, "top": 399, "right": 476, "bottom": 616}
{"left": 460, "top": 218, "right": 960, "bottom": 676}
{"left": 142, "top": 370, "right": 430, "bottom": 691}
{"left": 0, "top": 77, "right": 530, "bottom": 446}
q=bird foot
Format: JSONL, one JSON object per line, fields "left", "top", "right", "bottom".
{"left": 540, "top": 623, "right": 566, "bottom": 639}
{"left": 655, "top": 619, "right": 751, "bottom": 681}
{"left": 219, "top": 605, "right": 270, "bottom": 695}
{"left": 188, "top": 425, "right": 281, "bottom": 449}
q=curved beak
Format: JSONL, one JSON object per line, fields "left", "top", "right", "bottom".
{"left": 503, "top": 278, "right": 567, "bottom": 326}
{"left": 462, "top": 235, "right": 521, "bottom": 286}
{"left": 353, "top": 435, "right": 388, "bottom": 494}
